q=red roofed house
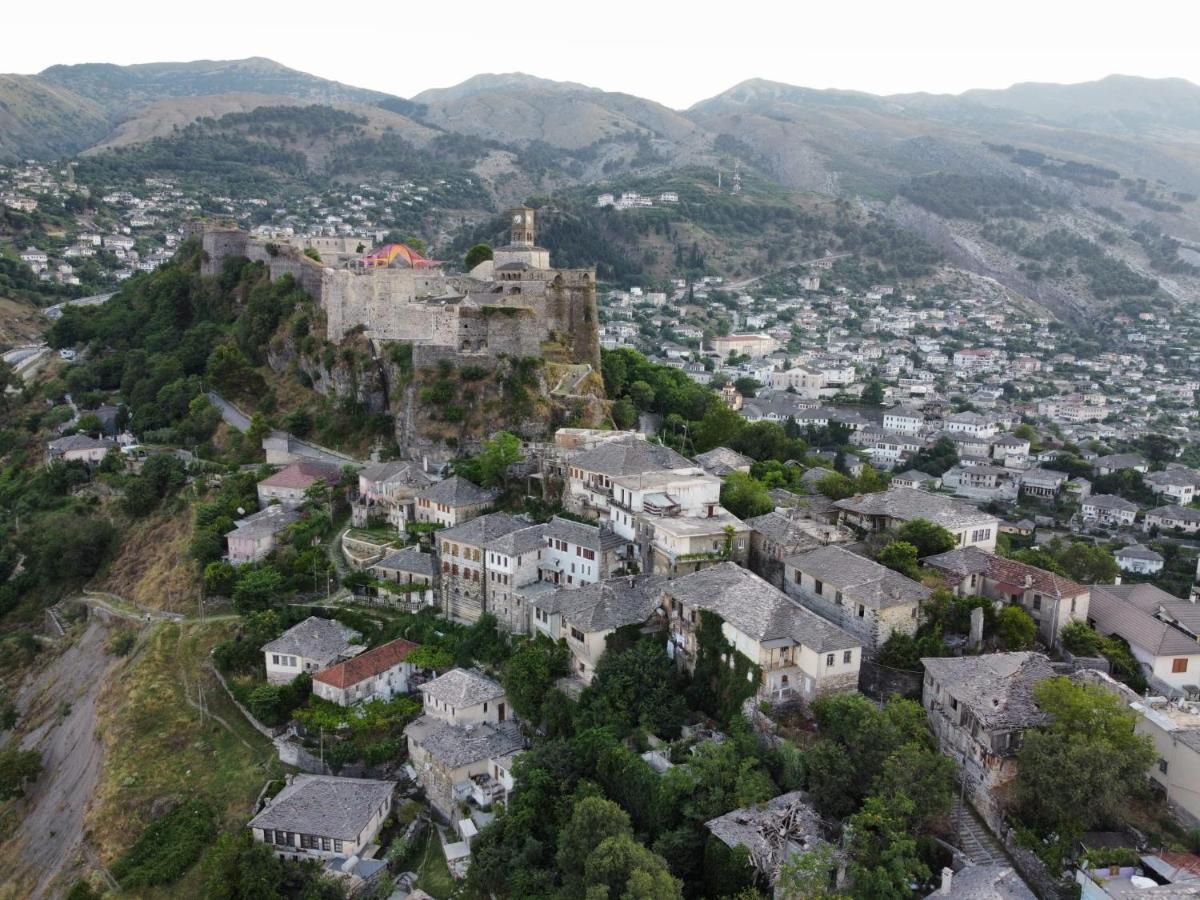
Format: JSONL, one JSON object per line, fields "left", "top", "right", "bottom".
{"left": 257, "top": 460, "right": 342, "bottom": 507}
{"left": 923, "top": 546, "right": 1089, "bottom": 649}
{"left": 313, "top": 638, "right": 420, "bottom": 706}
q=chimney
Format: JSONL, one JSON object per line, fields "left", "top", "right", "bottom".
{"left": 940, "top": 867, "right": 954, "bottom": 895}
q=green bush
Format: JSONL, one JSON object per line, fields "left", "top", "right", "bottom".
{"left": 110, "top": 800, "right": 218, "bottom": 887}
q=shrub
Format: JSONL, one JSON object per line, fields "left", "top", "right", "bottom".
{"left": 110, "top": 800, "right": 218, "bottom": 887}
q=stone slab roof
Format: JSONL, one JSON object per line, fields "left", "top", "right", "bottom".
{"left": 407, "top": 717, "right": 525, "bottom": 769}
{"left": 438, "top": 511, "right": 525, "bottom": 547}
{"left": 416, "top": 474, "right": 497, "bottom": 508}
{"left": 944, "top": 863, "right": 1037, "bottom": 900}
{"left": 1116, "top": 544, "right": 1164, "bottom": 562}
{"left": 359, "top": 460, "right": 436, "bottom": 486}
{"left": 665, "top": 562, "right": 859, "bottom": 652}
{"left": 48, "top": 433, "right": 116, "bottom": 452}
{"left": 1084, "top": 493, "right": 1140, "bottom": 512}
{"left": 834, "top": 487, "right": 996, "bottom": 530}
{"left": 227, "top": 503, "right": 302, "bottom": 540}
{"left": 262, "top": 616, "right": 360, "bottom": 661}
{"left": 248, "top": 775, "right": 395, "bottom": 840}
{"left": 568, "top": 434, "right": 692, "bottom": 477}
{"left": 744, "top": 511, "right": 846, "bottom": 550}
{"left": 1149, "top": 504, "right": 1200, "bottom": 524}
{"left": 921, "top": 652, "right": 1056, "bottom": 731}
{"left": 373, "top": 545, "right": 434, "bottom": 577}
{"left": 485, "top": 523, "right": 546, "bottom": 557}
{"left": 540, "top": 574, "right": 669, "bottom": 633}
{"left": 418, "top": 668, "right": 505, "bottom": 708}
{"left": 693, "top": 446, "right": 755, "bottom": 475}
{"left": 1089, "top": 584, "right": 1200, "bottom": 657}
{"left": 542, "top": 515, "right": 627, "bottom": 552}
{"left": 787, "top": 545, "right": 931, "bottom": 609}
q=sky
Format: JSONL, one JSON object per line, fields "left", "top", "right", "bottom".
{"left": 10, "top": 0, "right": 1200, "bottom": 109}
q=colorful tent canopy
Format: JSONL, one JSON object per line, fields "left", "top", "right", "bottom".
{"left": 357, "top": 243, "right": 440, "bottom": 269}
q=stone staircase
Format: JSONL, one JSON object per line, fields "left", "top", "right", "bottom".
{"left": 951, "top": 802, "right": 1008, "bottom": 866}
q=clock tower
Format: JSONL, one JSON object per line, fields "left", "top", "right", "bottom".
{"left": 510, "top": 206, "right": 535, "bottom": 247}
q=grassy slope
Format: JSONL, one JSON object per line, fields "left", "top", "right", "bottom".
{"left": 87, "top": 620, "right": 286, "bottom": 897}
{"left": 99, "top": 503, "right": 200, "bottom": 612}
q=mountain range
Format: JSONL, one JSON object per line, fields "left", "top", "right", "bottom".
{"left": 5, "top": 57, "right": 1200, "bottom": 322}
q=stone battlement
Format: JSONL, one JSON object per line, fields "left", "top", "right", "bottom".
{"left": 191, "top": 218, "right": 599, "bottom": 370}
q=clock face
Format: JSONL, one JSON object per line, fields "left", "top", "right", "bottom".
{"left": 513, "top": 214, "right": 523, "bottom": 223}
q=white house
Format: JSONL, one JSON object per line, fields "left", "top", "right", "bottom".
{"left": 1081, "top": 494, "right": 1139, "bottom": 528}
{"left": 1089, "top": 584, "right": 1200, "bottom": 696}
{"left": 312, "top": 638, "right": 419, "bottom": 706}
{"left": 261, "top": 616, "right": 362, "bottom": 685}
{"left": 1115, "top": 544, "right": 1165, "bottom": 576}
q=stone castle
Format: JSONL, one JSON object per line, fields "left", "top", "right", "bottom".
{"left": 191, "top": 207, "right": 599, "bottom": 369}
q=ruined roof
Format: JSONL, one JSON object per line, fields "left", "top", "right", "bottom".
{"left": 416, "top": 475, "right": 498, "bottom": 508}
{"left": 704, "top": 791, "right": 827, "bottom": 884}
{"left": 248, "top": 775, "right": 395, "bottom": 840}
{"left": 313, "top": 638, "right": 419, "bottom": 689}
{"left": 542, "top": 574, "right": 669, "bottom": 633}
{"left": 745, "top": 511, "right": 845, "bottom": 550}
{"left": 418, "top": 668, "right": 505, "bottom": 708}
{"left": 261, "top": 616, "right": 360, "bottom": 662}
{"left": 438, "top": 511, "right": 525, "bottom": 546}
{"left": 834, "top": 486, "right": 996, "bottom": 530}
{"left": 568, "top": 434, "right": 692, "bottom": 477}
{"left": 787, "top": 545, "right": 931, "bottom": 610}
{"left": 406, "top": 717, "right": 525, "bottom": 768}
{"left": 665, "top": 562, "right": 859, "bottom": 652}
{"left": 923, "top": 548, "right": 1087, "bottom": 599}
{"left": 920, "top": 652, "right": 1056, "bottom": 731}
{"left": 372, "top": 545, "right": 434, "bottom": 577}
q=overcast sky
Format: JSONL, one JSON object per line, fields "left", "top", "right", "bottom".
{"left": 10, "top": 0, "right": 1200, "bottom": 109}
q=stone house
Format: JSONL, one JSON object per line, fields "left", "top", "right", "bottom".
{"left": 834, "top": 486, "right": 999, "bottom": 552}
{"left": 1146, "top": 504, "right": 1200, "bottom": 535}
{"left": 529, "top": 575, "right": 668, "bottom": 683}
{"left": 413, "top": 475, "right": 498, "bottom": 529}
{"left": 46, "top": 433, "right": 116, "bottom": 465}
{"left": 481, "top": 523, "right": 546, "bottom": 634}
{"left": 745, "top": 510, "right": 851, "bottom": 589}
{"left": 257, "top": 460, "right": 341, "bottom": 508}
{"left": 370, "top": 546, "right": 436, "bottom": 606}
{"left": 225, "top": 504, "right": 302, "bottom": 565}
{"left": 923, "top": 547, "right": 1089, "bottom": 648}
{"left": 312, "top": 638, "right": 419, "bottom": 706}
{"left": 1088, "top": 583, "right": 1200, "bottom": 696}
{"left": 1115, "top": 544, "right": 1165, "bottom": 576}
{"left": 437, "top": 512, "right": 528, "bottom": 624}
{"left": 350, "top": 460, "right": 436, "bottom": 528}
{"left": 636, "top": 508, "right": 751, "bottom": 576}
{"left": 920, "top": 653, "right": 1056, "bottom": 830}
{"left": 1093, "top": 453, "right": 1148, "bottom": 476}
{"left": 1144, "top": 468, "right": 1200, "bottom": 506}
{"left": 262, "top": 616, "right": 363, "bottom": 685}
{"left": 249, "top": 775, "right": 395, "bottom": 863}
{"left": 1081, "top": 493, "right": 1139, "bottom": 527}
{"left": 564, "top": 435, "right": 693, "bottom": 520}
{"left": 1019, "top": 468, "right": 1068, "bottom": 499}
{"left": 661, "top": 562, "right": 861, "bottom": 704}
{"left": 538, "top": 515, "right": 629, "bottom": 588}
{"left": 784, "top": 545, "right": 930, "bottom": 653}
{"left": 404, "top": 669, "right": 524, "bottom": 820}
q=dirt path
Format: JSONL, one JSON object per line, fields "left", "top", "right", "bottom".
{"left": 2, "top": 620, "right": 118, "bottom": 899}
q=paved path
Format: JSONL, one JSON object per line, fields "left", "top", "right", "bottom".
{"left": 206, "top": 390, "right": 252, "bottom": 431}
{"left": 206, "top": 390, "right": 364, "bottom": 467}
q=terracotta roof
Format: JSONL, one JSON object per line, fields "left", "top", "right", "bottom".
{"left": 260, "top": 460, "right": 340, "bottom": 490}
{"left": 924, "top": 547, "right": 1087, "bottom": 598}
{"left": 314, "top": 638, "right": 419, "bottom": 689}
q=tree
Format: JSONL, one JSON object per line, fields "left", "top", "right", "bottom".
{"left": 720, "top": 472, "right": 774, "bottom": 520}
{"left": 405, "top": 645, "right": 454, "bottom": 671}
{"left": 473, "top": 430, "right": 524, "bottom": 489}
{"left": 581, "top": 638, "right": 687, "bottom": 738}
{"left": 200, "top": 831, "right": 285, "bottom": 900}
{"left": 876, "top": 541, "right": 921, "bottom": 580}
{"left": 1016, "top": 677, "right": 1156, "bottom": 835}
{"left": 627, "top": 380, "right": 656, "bottom": 409}
{"left": 502, "top": 635, "right": 569, "bottom": 722}
{"left": 583, "top": 834, "right": 682, "bottom": 900}
{"left": 777, "top": 842, "right": 844, "bottom": 900}
{"left": 733, "top": 376, "right": 761, "bottom": 399}
{"left": 861, "top": 379, "right": 885, "bottom": 406}
{"left": 692, "top": 403, "right": 746, "bottom": 454}
{"left": 995, "top": 605, "right": 1036, "bottom": 650}
{"left": 557, "top": 796, "right": 632, "bottom": 886}
{"left": 0, "top": 748, "right": 42, "bottom": 799}
{"left": 846, "top": 795, "right": 929, "bottom": 900}
{"left": 895, "top": 519, "right": 956, "bottom": 558}
{"left": 232, "top": 567, "right": 285, "bottom": 612}
{"left": 815, "top": 471, "right": 855, "bottom": 500}
{"left": 612, "top": 398, "right": 639, "bottom": 430}
{"left": 1057, "top": 543, "right": 1118, "bottom": 584}
{"left": 204, "top": 561, "right": 237, "bottom": 597}
{"left": 464, "top": 243, "right": 493, "bottom": 269}
{"left": 1060, "top": 621, "right": 1104, "bottom": 657}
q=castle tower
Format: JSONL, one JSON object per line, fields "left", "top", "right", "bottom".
{"left": 510, "top": 207, "right": 535, "bottom": 247}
